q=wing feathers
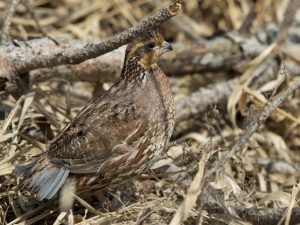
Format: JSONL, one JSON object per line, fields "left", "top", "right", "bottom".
{"left": 38, "top": 168, "right": 69, "bottom": 200}
{"left": 14, "top": 159, "right": 38, "bottom": 175}
{"left": 23, "top": 166, "right": 69, "bottom": 200}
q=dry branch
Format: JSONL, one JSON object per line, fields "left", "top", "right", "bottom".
{"left": 202, "top": 197, "right": 300, "bottom": 225}
{"left": 206, "top": 77, "right": 300, "bottom": 179}
{"left": 28, "top": 46, "right": 125, "bottom": 84}
{"left": 25, "top": 39, "right": 242, "bottom": 85}
{"left": 26, "top": 23, "right": 300, "bottom": 84}
{"left": 175, "top": 78, "right": 238, "bottom": 122}
{"left": 1, "top": 16, "right": 300, "bottom": 91}
{"left": 0, "top": 0, "right": 182, "bottom": 86}
{"left": 1, "top": 18, "right": 300, "bottom": 93}
{"left": 233, "top": 205, "right": 300, "bottom": 225}
{"left": 200, "top": 187, "right": 300, "bottom": 225}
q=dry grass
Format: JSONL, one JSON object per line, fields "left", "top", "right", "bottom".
{"left": 1, "top": 0, "right": 300, "bottom": 224}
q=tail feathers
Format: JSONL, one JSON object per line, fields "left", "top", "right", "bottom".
{"left": 24, "top": 167, "right": 69, "bottom": 200}
{"left": 14, "top": 159, "right": 38, "bottom": 175}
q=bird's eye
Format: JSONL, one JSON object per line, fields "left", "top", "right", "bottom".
{"left": 147, "top": 42, "right": 156, "bottom": 49}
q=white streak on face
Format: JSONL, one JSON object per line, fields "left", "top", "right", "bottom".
{"left": 142, "top": 74, "right": 147, "bottom": 84}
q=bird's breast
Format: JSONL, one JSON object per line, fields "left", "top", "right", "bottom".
{"left": 94, "top": 69, "right": 175, "bottom": 179}
{"left": 130, "top": 69, "right": 175, "bottom": 168}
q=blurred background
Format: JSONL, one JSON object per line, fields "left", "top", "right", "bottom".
{"left": 0, "top": 0, "right": 291, "bottom": 39}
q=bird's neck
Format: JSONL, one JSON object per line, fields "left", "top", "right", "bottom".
{"left": 121, "top": 56, "right": 157, "bottom": 82}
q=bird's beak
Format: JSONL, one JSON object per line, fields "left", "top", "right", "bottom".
{"left": 161, "top": 41, "right": 173, "bottom": 53}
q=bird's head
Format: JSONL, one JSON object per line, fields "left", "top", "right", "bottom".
{"left": 124, "top": 29, "right": 173, "bottom": 69}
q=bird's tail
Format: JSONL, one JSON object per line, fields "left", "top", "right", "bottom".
{"left": 14, "top": 159, "right": 38, "bottom": 175}
{"left": 15, "top": 158, "right": 69, "bottom": 200}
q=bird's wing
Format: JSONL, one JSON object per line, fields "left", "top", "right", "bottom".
{"left": 47, "top": 94, "right": 149, "bottom": 174}
{"left": 18, "top": 82, "right": 153, "bottom": 200}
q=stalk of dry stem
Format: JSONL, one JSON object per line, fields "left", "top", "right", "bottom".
{"left": 206, "top": 77, "right": 300, "bottom": 179}
{"left": 169, "top": 150, "right": 209, "bottom": 225}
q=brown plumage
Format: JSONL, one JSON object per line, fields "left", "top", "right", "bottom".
{"left": 15, "top": 29, "right": 175, "bottom": 200}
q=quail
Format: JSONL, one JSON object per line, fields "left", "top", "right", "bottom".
{"left": 16, "top": 29, "right": 175, "bottom": 200}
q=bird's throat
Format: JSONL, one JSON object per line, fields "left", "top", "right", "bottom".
{"left": 121, "top": 56, "right": 156, "bottom": 82}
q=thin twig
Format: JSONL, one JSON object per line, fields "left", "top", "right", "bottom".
{"left": 238, "top": 1, "right": 258, "bottom": 35}
{"left": 1, "top": 0, "right": 21, "bottom": 43}
{"left": 21, "top": 0, "right": 59, "bottom": 45}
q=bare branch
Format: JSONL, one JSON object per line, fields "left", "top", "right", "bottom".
{"left": 2, "top": 17, "right": 300, "bottom": 93}
{"left": 175, "top": 79, "right": 238, "bottom": 122}
{"left": 233, "top": 204, "right": 300, "bottom": 225}
{"left": 202, "top": 188, "right": 300, "bottom": 225}
{"left": 24, "top": 39, "right": 243, "bottom": 85}
{"left": 27, "top": 22, "right": 300, "bottom": 86}
{"left": 7, "top": 0, "right": 182, "bottom": 73}
{"left": 28, "top": 46, "right": 125, "bottom": 85}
